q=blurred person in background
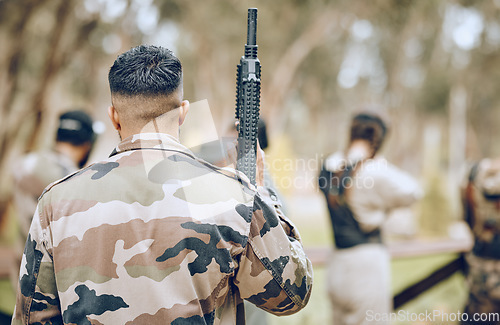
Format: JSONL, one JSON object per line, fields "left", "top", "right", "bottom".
{"left": 318, "top": 111, "right": 422, "bottom": 325}
{"left": 461, "top": 158, "right": 500, "bottom": 324}
{"left": 12, "top": 109, "right": 96, "bottom": 240}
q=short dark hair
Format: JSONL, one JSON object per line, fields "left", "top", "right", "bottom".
{"left": 349, "top": 112, "right": 388, "bottom": 153}
{"left": 108, "top": 45, "right": 182, "bottom": 97}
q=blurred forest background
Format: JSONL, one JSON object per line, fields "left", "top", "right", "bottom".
{"left": 1, "top": 0, "right": 500, "bottom": 323}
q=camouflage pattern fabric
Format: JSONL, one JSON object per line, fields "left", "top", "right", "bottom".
{"left": 462, "top": 254, "right": 500, "bottom": 324}
{"left": 461, "top": 159, "right": 500, "bottom": 323}
{"left": 464, "top": 159, "right": 500, "bottom": 258}
{"left": 12, "top": 150, "right": 78, "bottom": 239}
{"left": 12, "top": 132, "right": 313, "bottom": 325}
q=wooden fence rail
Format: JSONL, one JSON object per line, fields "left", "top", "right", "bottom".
{"left": 304, "top": 237, "right": 473, "bottom": 309}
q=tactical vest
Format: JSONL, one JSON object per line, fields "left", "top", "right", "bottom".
{"left": 465, "top": 163, "right": 500, "bottom": 259}
{"left": 319, "top": 164, "right": 382, "bottom": 249}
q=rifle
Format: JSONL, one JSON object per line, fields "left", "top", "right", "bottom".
{"left": 235, "top": 8, "right": 261, "bottom": 185}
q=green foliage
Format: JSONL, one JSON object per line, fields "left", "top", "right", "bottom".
{"left": 418, "top": 174, "right": 454, "bottom": 238}
{"left": 0, "top": 279, "right": 15, "bottom": 316}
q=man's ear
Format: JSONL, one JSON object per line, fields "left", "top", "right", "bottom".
{"left": 179, "top": 100, "right": 190, "bottom": 126}
{"left": 107, "top": 106, "right": 121, "bottom": 131}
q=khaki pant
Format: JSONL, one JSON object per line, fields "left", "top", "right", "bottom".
{"left": 326, "top": 244, "right": 391, "bottom": 325}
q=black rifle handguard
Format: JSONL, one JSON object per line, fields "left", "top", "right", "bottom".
{"left": 235, "top": 8, "right": 261, "bottom": 185}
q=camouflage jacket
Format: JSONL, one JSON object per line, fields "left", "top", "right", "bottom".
{"left": 463, "top": 159, "right": 500, "bottom": 259}
{"left": 12, "top": 133, "right": 313, "bottom": 325}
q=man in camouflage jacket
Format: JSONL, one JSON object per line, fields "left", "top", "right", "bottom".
{"left": 12, "top": 45, "right": 313, "bottom": 325}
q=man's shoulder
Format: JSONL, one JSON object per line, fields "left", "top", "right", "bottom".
{"left": 39, "top": 150, "right": 255, "bottom": 205}
{"left": 38, "top": 161, "right": 102, "bottom": 200}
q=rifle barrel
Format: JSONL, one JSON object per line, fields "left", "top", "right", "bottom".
{"left": 247, "top": 8, "right": 257, "bottom": 46}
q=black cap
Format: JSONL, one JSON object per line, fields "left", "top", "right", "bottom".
{"left": 56, "top": 110, "right": 95, "bottom": 145}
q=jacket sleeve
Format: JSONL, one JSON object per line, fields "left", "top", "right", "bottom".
{"left": 347, "top": 159, "right": 423, "bottom": 233}
{"left": 234, "top": 186, "right": 313, "bottom": 316}
{"left": 12, "top": 205, "right": 62, "bottom": 325}
{"left": 373, "top": 161, "right": 423, "bottom": 209}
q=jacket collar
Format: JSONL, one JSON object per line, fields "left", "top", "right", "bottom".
{"left": 109, "top": 133, "right": 193, "bottom": 157}
{"left": 109, "top": 133, "right": 255, "bottom": 190}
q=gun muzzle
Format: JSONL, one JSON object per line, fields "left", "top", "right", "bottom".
{"left": 247, "top": 8, "right": 257, "bottom": 46}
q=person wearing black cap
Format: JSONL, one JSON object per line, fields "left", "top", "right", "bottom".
{"left": 12, "top": 109, "right": 96, "bottom": 239}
